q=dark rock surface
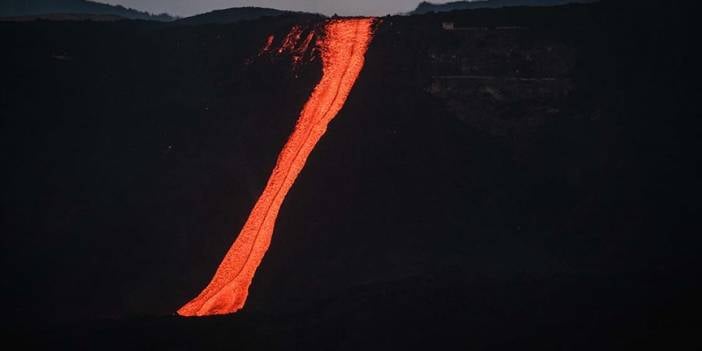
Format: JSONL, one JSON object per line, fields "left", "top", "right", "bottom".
{"left": 1, "top": 1, "right": 699, "bottom": 348}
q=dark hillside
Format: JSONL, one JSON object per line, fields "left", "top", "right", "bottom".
{"left": 0, "top": 0, "right": 173, "bottom": 21}
{"left": 413, "top": 0, "right": 598, "bottom": 14}
{"left": 176, "top": 7, "right": 319, "bottom": 26}
{"left": 2, "top": 1, "right": 699, "bottom": 349}
{"left": 1, "top": 14, "right": 324, "bottom": 322}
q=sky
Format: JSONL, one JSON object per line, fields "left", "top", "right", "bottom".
{"left": 95, "top": 0, "right": 425, "bottom": 17}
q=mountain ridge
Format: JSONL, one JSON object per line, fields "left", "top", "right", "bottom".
{"left": 176, "top": 6, "right": 321, "bottom": 26}
{"left": 0, "top": 0, "right": 173, "bottom": 21}
{"left": 413, "top": 0, "right": 599, "bottom": 14}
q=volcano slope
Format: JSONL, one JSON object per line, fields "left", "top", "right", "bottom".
{"left": 178, "top": 18, "right": 375, "bottom": 317}
{"left": 2, "top": 1, "right": 700, "bottom": 349}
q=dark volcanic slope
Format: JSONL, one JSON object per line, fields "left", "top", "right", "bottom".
{"left": 1, "top": 14, "right": 324, "bottom": 322}
{"left": 2, "top": 1, "right": 700, "bottom": 349}
{"left": 176, "top": 7, "right": 318, "bottom": 26}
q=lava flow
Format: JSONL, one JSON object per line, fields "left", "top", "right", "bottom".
{"left": 178, "top": 18, "right": 375, "bottom": 317}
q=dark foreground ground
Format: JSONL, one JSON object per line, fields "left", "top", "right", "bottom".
{"left": 16, "top": 269, "right": 702, "bottom": 350}
{"left": 2, "top": 1, "right": 700, "bottom": 349}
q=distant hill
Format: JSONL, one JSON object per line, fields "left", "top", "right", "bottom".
{"left": 0, "top": 13, "right": 125, "bottom": 22}
{"left": 0, "top": 0, "right": 173, "bottom": 21}
{"left": 176, "top": 7, "right": 319, "bottom": 26}
{"left": 413, "top": 0, "right": 598, "bottom": 14}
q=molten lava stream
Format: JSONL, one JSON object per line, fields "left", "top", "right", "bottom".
{"left": 178, "top": 18, "right": 375, "bottom": 317}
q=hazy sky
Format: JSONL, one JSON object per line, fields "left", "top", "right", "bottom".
{"left": 95, "top": 0, "right": 424, "bottom": 17}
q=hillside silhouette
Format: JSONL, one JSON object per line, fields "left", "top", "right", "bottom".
{"left": 177, "top": 7, "right": 319, "bottom": 26}
{"left": 0, "top": 0, "right": 173, "bottom": 21}
{"left": 413, "top": 0, "right": 597, "bottom": 14}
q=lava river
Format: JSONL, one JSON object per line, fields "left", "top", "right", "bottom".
{"left": 178, "top": 18, "right": 376, "bottom": 316}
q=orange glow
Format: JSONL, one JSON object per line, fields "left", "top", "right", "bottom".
{"left": 178, "top": 18, "right": 375, "bottom": 317}
{"left": 274, "top": 26, "right": 318, "bottom": 69}
{"left": 297, "top": 31, "right": 315, "bottom": 55}
{"left": 258, "top": 35, "right": 275, "bottom": 55}
{"left": 277, "top": 25, "right": 303, "bottom": 54}
{"left": 293, "top": 32, "right": 316, "bottom": 65}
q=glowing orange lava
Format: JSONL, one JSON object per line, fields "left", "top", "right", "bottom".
{"left": 178, "top": 18, "right": 375, "bottom": 317}
{"left": 273, "top": 26, "right": 318, "bottom": 70}
{"left": 277, "top": 25, "right": 303, "bottom": 54}
{"left": 258, "top": 35, "right": 275, "bottom": 55}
